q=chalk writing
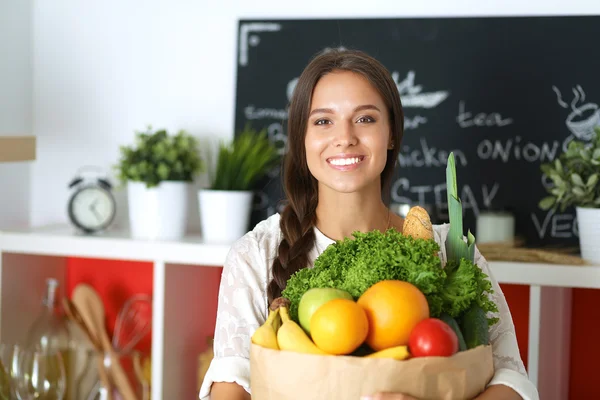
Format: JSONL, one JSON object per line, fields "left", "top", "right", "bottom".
{"left": 287, "top": 77, "right": 299, "bottom": 101}
{"left": 476, "top": 137, "right": 560, "bottom": 163}
{"left": 531, "top": 209, "right": 578, "bottom": 239}
{"left": 245, "top": 106, "right": 288, "bottom": 120}
{"left": 398, "top": 138, "right": 468, "bottom": 168}
{"left": 553, "top": 85, "right": 600, "bottom": 151}
{"left": 267, "top": 122, "right": 288, "bottom": 156}
{"left": 404, "top": 115, "right": 428, "bottom": 130}
{"left": 390, "top": 179, "right": 500, "bottom": 221}
{"left": 239, "top": 23, "right": 281, "bottom": 66}
{"left": 457, "top": 101, "right": 513, "bottom": 128}
{"left": 392, "top": 71, "right": 449, "bottom": 109}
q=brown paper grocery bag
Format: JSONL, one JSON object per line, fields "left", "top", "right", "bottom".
{"left": 250, "top": 343, "right": 494, "bottom": 400}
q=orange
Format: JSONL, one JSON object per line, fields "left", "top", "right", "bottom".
{"left": 310, "top": 298, "right": 369, "bottom": 355}
{"left": 357, "top": 280, "right": 429, "bottom": 351}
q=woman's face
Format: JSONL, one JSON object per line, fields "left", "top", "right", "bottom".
{"left": 305, "top": 70, "right": 391, "bottom": 196}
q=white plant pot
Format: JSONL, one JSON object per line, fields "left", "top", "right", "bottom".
{"left": 127, "top": 181, "right": 189, "bottom": 240}
{"left": 198, "top": 189, "right": 254, "bottom": 244}
{"left": 576, "top": 206, "right": 600, "bottom": 264}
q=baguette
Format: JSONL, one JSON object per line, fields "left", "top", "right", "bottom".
{"left": 402, "top": 206, "right": 434, "bottom": 240}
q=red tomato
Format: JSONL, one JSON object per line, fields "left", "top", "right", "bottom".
{"left": 408, "top": 318, "right": 459, "bottom": 357}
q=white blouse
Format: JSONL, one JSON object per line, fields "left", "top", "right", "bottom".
{"left": 199, "top": 213, "right": 539, "bottom": 400}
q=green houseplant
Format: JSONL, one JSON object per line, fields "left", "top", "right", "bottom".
{"left": 115, "top": 126, "right": 204, "bottom": 240}
{"left": 539, "top": 126, "right": 600, "bottom": 263}
{"left": 199, "top": 124, "right": 280, "bottom": 244}
{"left": 115, "top": 126, "right": 203, "bottom": 188}
{"left": 206, "top": 124, "right": 280, "bottom": 190}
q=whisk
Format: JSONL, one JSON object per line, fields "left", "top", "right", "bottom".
{"left": 113, "top": 294, "right": 153, "bottom": 353}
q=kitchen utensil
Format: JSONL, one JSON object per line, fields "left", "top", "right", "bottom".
{"left": 72, "top": 284, "right": 138, "bottom": 400}
{"left": 64, "top": 297, "right": 113, "bottom": 400}
{"left": 113, "top": 294, "right": 152, "bottom": 354}
{"left": 132, "top": 353, "right": 149, "bottom": 400}
{"left": 63, "top": 298, "right": 101, "bottom": 350}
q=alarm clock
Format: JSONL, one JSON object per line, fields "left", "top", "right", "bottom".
{"left": 67, "top": 166, "right": 117, "bottom": 234}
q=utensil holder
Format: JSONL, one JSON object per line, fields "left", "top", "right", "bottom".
{"left": 87, "top": 351, "right": 149, "bottom": 400}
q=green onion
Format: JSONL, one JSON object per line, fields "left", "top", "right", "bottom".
{"left": 445, "top": 152, "right": 476, "bottom": 264}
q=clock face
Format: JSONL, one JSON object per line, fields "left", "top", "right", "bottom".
{"left": 69, "top": 186, "right": 116, "bottom": 232}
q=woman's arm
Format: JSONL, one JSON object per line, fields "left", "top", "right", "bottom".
{"left": 198, "top": 232, "right": 270, "bottom": 399}
{"left": 211, "top": 382, "right": 251, "bottom": 400}
{"left": 474, "top": 384, "right": 522, "bottom": 399}
{"left": 471, "top": 245, "right": 538, "bottom": 400}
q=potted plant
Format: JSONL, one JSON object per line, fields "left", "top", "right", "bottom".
{"left": 115, "top": 126, "right": 203, "bottom": 240}
{"left": 199, "top": 124, "right": 280, "bottom": 244}
{"left": 539, "top": 126, "right": 600, "bottom": 263}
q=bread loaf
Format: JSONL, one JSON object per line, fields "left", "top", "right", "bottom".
{"left": 402, "top": 206, "right": 434, "bottom": 240}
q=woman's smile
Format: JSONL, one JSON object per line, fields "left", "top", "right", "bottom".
{"left": 326, "top": 154, "right": 366, "bottom": 170}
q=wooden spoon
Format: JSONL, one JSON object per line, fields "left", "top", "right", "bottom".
{"left": 63, "top": 298, "right": 102, "bottom": 350}
{"left": 72, "top": 284, "right": 138, "bottom": 400}
{"left": 63, "top": 297, "right": 113, "bottom": 400}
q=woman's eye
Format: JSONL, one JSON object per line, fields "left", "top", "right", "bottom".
{"left": 357, "top": 116, "right": 375, "bottom": 123}
{"left": 314, "top": 119, "right": 331, "bottom": 125}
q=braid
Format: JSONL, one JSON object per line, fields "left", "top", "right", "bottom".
{"left": 267, "top": 199, "right": 317, "bottom": 305}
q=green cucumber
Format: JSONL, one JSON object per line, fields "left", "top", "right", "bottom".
{"left": 440, "top": 313, "right": 468, "bottom": 352}
{"left": 459, "top": 304, "right": 490, "bottom": 350}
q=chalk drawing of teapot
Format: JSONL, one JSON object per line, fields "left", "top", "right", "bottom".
{"left": 553, "top": 85, "right": 600, "bottom": 150}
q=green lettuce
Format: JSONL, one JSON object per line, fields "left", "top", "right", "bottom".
{"left": 441, "top": 258, "right": 499, "bottom": 326}
{"left": 281, "top": 229, "right": 497, "bottom": 326}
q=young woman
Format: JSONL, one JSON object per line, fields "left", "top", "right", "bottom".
{"left": 199, "top": 49, "right": 538, "bottom": 400}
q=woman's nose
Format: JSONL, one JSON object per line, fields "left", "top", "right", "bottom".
{"left": 333, "top": 122, "right": 358, "bottom": 147}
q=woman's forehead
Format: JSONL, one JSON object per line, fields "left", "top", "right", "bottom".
{"left": 310, "top": 71, "right": 386, "bottom": 110}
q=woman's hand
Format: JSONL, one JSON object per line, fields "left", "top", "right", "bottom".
{"left": 361, "top": 393, "right": 418, "bottom": 400}
{"left": 360, "top": 384, "right": 522, "bottom": 400}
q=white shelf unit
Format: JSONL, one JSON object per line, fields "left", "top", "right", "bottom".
{"left": 0, "top": 225, "right": 230, "bottom": 400}
{"left": 1, "top": 224, "right": 599, "bottom": 399}
{"left": 487, "top": 260, "right": 600, "bottom": 289}
{"left": 482, "top": 260, "right": 600, "bottom": 399}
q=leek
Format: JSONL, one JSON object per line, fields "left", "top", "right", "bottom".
{"left": 445, "top": 152, "right": 476, "bottom": 264}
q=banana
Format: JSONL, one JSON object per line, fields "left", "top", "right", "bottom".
{"left": 269, "top": 297, "right": 290, "bottom": 332}
{"left": 251, "top": 307, "right": 282, "bottom": 350}
{"left": 365, "top": 345, "right": 411, "bottom": 360}
{"left": 277, "top": 306, "right": 327, "bottom": 355}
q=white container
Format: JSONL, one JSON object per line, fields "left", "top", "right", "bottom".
{"left": 127, "top": 181, "right": 189, "bottom": 240}
{"left": 198, "top": 189, "right": 254, "bottom": 244}
{"left": 576, "top": 206, "right": 600, "bottom": 264}
{"left": 476, "top": 211, "right": 515, "bottom": 244}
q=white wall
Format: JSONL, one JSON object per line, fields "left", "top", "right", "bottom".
{"left": 29, "top": 0, "right": 600, "bottom": 229}
{"left": 0, "top": 0, "right": 33, "bottom": 229}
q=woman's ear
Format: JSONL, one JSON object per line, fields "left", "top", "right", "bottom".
{"left": 388, "top": 129, "right": 395, "bottom": 150}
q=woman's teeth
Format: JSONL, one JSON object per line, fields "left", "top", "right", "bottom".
{"left": 329, "top": 157, "right": 362, "bottom": 166}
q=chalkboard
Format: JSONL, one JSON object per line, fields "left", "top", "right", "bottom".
{"left": 233, "top": 16, "right": 600, "bottom": 247}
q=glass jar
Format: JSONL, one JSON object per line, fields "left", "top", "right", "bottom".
{"left": 13, "top": 347, "right": 66, "bottom": 400}
{"left": 24, "top": 279, "right": 75, "bottom": 400}
{"left": 86, "top": 351, "right": 149, "bottom": 400}
{"left": 0, "top": 343, "right": 14, "bottom": 399}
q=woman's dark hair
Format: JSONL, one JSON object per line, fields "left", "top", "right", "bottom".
{"left": 267, "top": 48, "right": 404, "bottom": 304}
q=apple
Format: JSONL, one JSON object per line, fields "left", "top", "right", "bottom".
{"left": 298, "top": 287, "right": 353, "bottom": 334}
